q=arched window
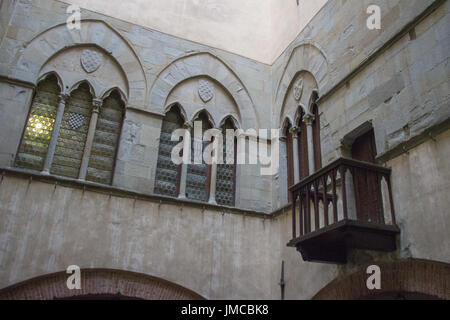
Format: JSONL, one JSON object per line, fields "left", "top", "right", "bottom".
{"left": 284, "top": 121, "right": 295, "bottom": 202}
{"left": 186, "top": 112, "right": 213, "bottom": 202}
{"left": 154, "top": 105, "right": 185, "bottom": 197}
{"left": 51, "top": 82, "right": 93, "bottom": 179}
{"left": 216, "top": 118, "right": 237, "bottom": 207}
{"left": 297, "top": 111, "right": 309, "bottom": 179}
{"left": 86, "top": 90, "right": 125, "bottom": 185}
{"left": 311, "top": 95, "right": 322, "bottom": 171}
{"left": 16, "top": 75, "right": 60, "bottom": 171}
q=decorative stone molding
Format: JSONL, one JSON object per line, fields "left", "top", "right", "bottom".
{"left": 198, "top": 79, "right": 215, "bottom": 103}
{"left": 303, "top": 114, "right": 315, "bottom": 126}
{"left": 150, "top": 52, "right": 258, "bottom": 129}
{"left": 92, "top": 98, "right": 103, "bottom": 110}
{"left": 275, "top": 43, "right": 328, "bottom": 126}
{"left": 81, "top": 49, "right": 104, "bottom": 73}
{"left": 289, "top": 126, "right": 300, "bottom": 138}
{"left": 13, "top": 20, "right": 146, "bottom": 109}
{"left": 293, "top": 77, "right": 304, "bottom": 101}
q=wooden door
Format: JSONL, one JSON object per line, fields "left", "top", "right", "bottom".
{"left": 351, "top": 130, "right": 383, "bottom": 223}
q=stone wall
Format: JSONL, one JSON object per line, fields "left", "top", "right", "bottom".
{"left": 0, "top": 0, "right": 449, "bottom": 299}
{"left": 0, "top": 0, "right": 273, "bottom": 212}
{"left": 272, "top": 0, "right": 450, "bottom": 207}
{"left": 0, "top": 173, "right": 274, "bottom": 299}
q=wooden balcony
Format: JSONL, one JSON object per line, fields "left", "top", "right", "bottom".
{"left": 287, "top": 157, "right": 400, "bottom": 264}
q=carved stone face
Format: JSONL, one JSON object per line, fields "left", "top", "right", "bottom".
{"left": 198, "top": 79, "right": 215, "bottom": 103}
{"left": 81, "top": 49, "right": 104, "bottom": 73}
{"left": 293, "top": 78, "right": 304, "bottom": 102}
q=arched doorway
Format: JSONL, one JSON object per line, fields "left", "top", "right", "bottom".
{"left": 313, "top": 259, "right": 449, "bottom": 300}
{"left": 0, "top": 269, "right": 205, "bottom": 300}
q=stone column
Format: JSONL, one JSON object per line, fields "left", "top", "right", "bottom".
{"left": 279, "top": 134, "right": 288, "bottom": 204}
{"left": 304, "top": 114, "right": 315, "bottom": 175}
{"left": 290, "top": 126, "right": 300, "bottom": 184}
{"left": 178, "top": 121, "right": 192, "bottom": 199}
{"left": 78, "top": 98, "right": 102, "bottom": 181}
{"left": 42, "top": 94, "right": 69, "bottom": 175}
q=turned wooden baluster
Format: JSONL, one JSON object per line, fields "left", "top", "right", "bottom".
{"left": 305, "top": 184, "right": 311, "bottom": 234}
{"left": 292, "top": 191, "right": 297, "bottom": 238}
{"left": 340, "top": 166, "right": 348, "bottom": 220}
{"left": 322, "top": 175, "right": 329, "bottom": 227}
{"left": 377, "top": 172, "right": 386, "bottom": 224}
{"left": 332, "top": 169, "right": 338, "bottom": 224}
{"left": 313, "top": 179, "right": 320, "bottom": 230}
{"left": 299, "top": 189, "right": 304, "bottom": 236}
{"left": 386, "top": 174, "right": 396, "bottom": 225}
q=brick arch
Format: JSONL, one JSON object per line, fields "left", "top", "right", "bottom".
{"left": 0, "top": 269, "right": 205, "bottom": 300}
{"left": 313, "top": 259, "right": 450, "bottom": 300}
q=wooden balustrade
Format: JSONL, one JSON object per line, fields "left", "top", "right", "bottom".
{"left": 289, "top": 157, "right": 397, "bottom": 245}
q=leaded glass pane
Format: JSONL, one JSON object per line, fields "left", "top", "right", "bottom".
{"left": 86, "top": 91, "right": 123, "bottom": 185}
{"left": 154, "top": 107, "right": 184, "bottom": 197}
{"left": 16, "top": 76, "right": 59, "bottom": 171}
{"left": 186, "top": 113, "right": 211, "bottom": 202}
{"left": 216, "top": 120, "right": 236, "bottom": 206}
{"left": 51, "top": 83, "right": 92, "bottom": 179}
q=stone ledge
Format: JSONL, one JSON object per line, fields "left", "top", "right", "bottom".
{"left": 0, "top": 166, "right": 272, "bottom": 219}
{"left": 377, "top": 116, "right": 450, "bottom": 163}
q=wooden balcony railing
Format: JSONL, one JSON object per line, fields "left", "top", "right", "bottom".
{"left": 288, "top": 157, "right": 400, "bottom": 264}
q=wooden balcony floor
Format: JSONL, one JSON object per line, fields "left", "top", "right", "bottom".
{"left": 287, "top": 219, "right": 400, "bottom": 264}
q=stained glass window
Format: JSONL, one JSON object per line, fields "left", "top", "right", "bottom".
{"left": 216, "top": 118, "right": 236, "bottom": 207}
{"left": 51, "top": 83, "right": 93, "bottom": 179}
{"left": 16, "top": 75, "right": 59, "bottom": 171}
{"left": 186, "top": 112, "right": 212, "bottom": 202}
{"left": 86, "top": 90, "right": 124, "bottom": 185}
{"left": 154, "top": 105, "right": 184, "bottom": 197}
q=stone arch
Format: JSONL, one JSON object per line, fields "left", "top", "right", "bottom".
{"left": 280, "top": 116, "right": 294, "bottom": 132}
{"left": 308, "top": 89, "right": 320, "bottom": 114}
{"left": 0, "top": 269, "right": 205, "bottom": 300}
{"left": 101, "top": 87, "right": 128, "bottom": 105}
{"left": 313, "top": 259, "right": 450, "bottom": 300}
{"left": 39, "top": 45, "right": 129, "bottom": 101}
{"left": 37, "top": 71, "right": 64, "bottom": 93}
{"left": 165, "top": 102, "right": 188, "bottom": 123}
{"left": 219, "top": 114, "right": 241, "bottom": 129}
{"left": 150, "top": 52, "right": 258, "bottom": 129}
{"left": 280, "top": 70, "right": 319, "bottom": 127}
{"left": 294, "top": 104, "right": 308, "bottom": 125}
{"left": 275, "top": 43, "right": 328, "bottom": 126}
{"left": 191, "top": 108, "right": 216, "bottom": 128}
{"left": 69, "top": 79, "right": 96, "bottom": 98}
{"left": 15, "top": 20, "right": 146, "bottom": 109}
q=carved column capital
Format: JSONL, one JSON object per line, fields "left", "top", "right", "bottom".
{"left": 183, "top": 121, "right": 194, "bottom": 130}
{"left": 92, "top": 98, "right": 103, "bottom": 112}
{"left": 289, "top": 126, "right": 300, "bottom": 138}
{"left": 303, "top": 114, "right": 315, "bottom": 126}
{"left": 58, "top": 94, "right": 69, "bottom": 104}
